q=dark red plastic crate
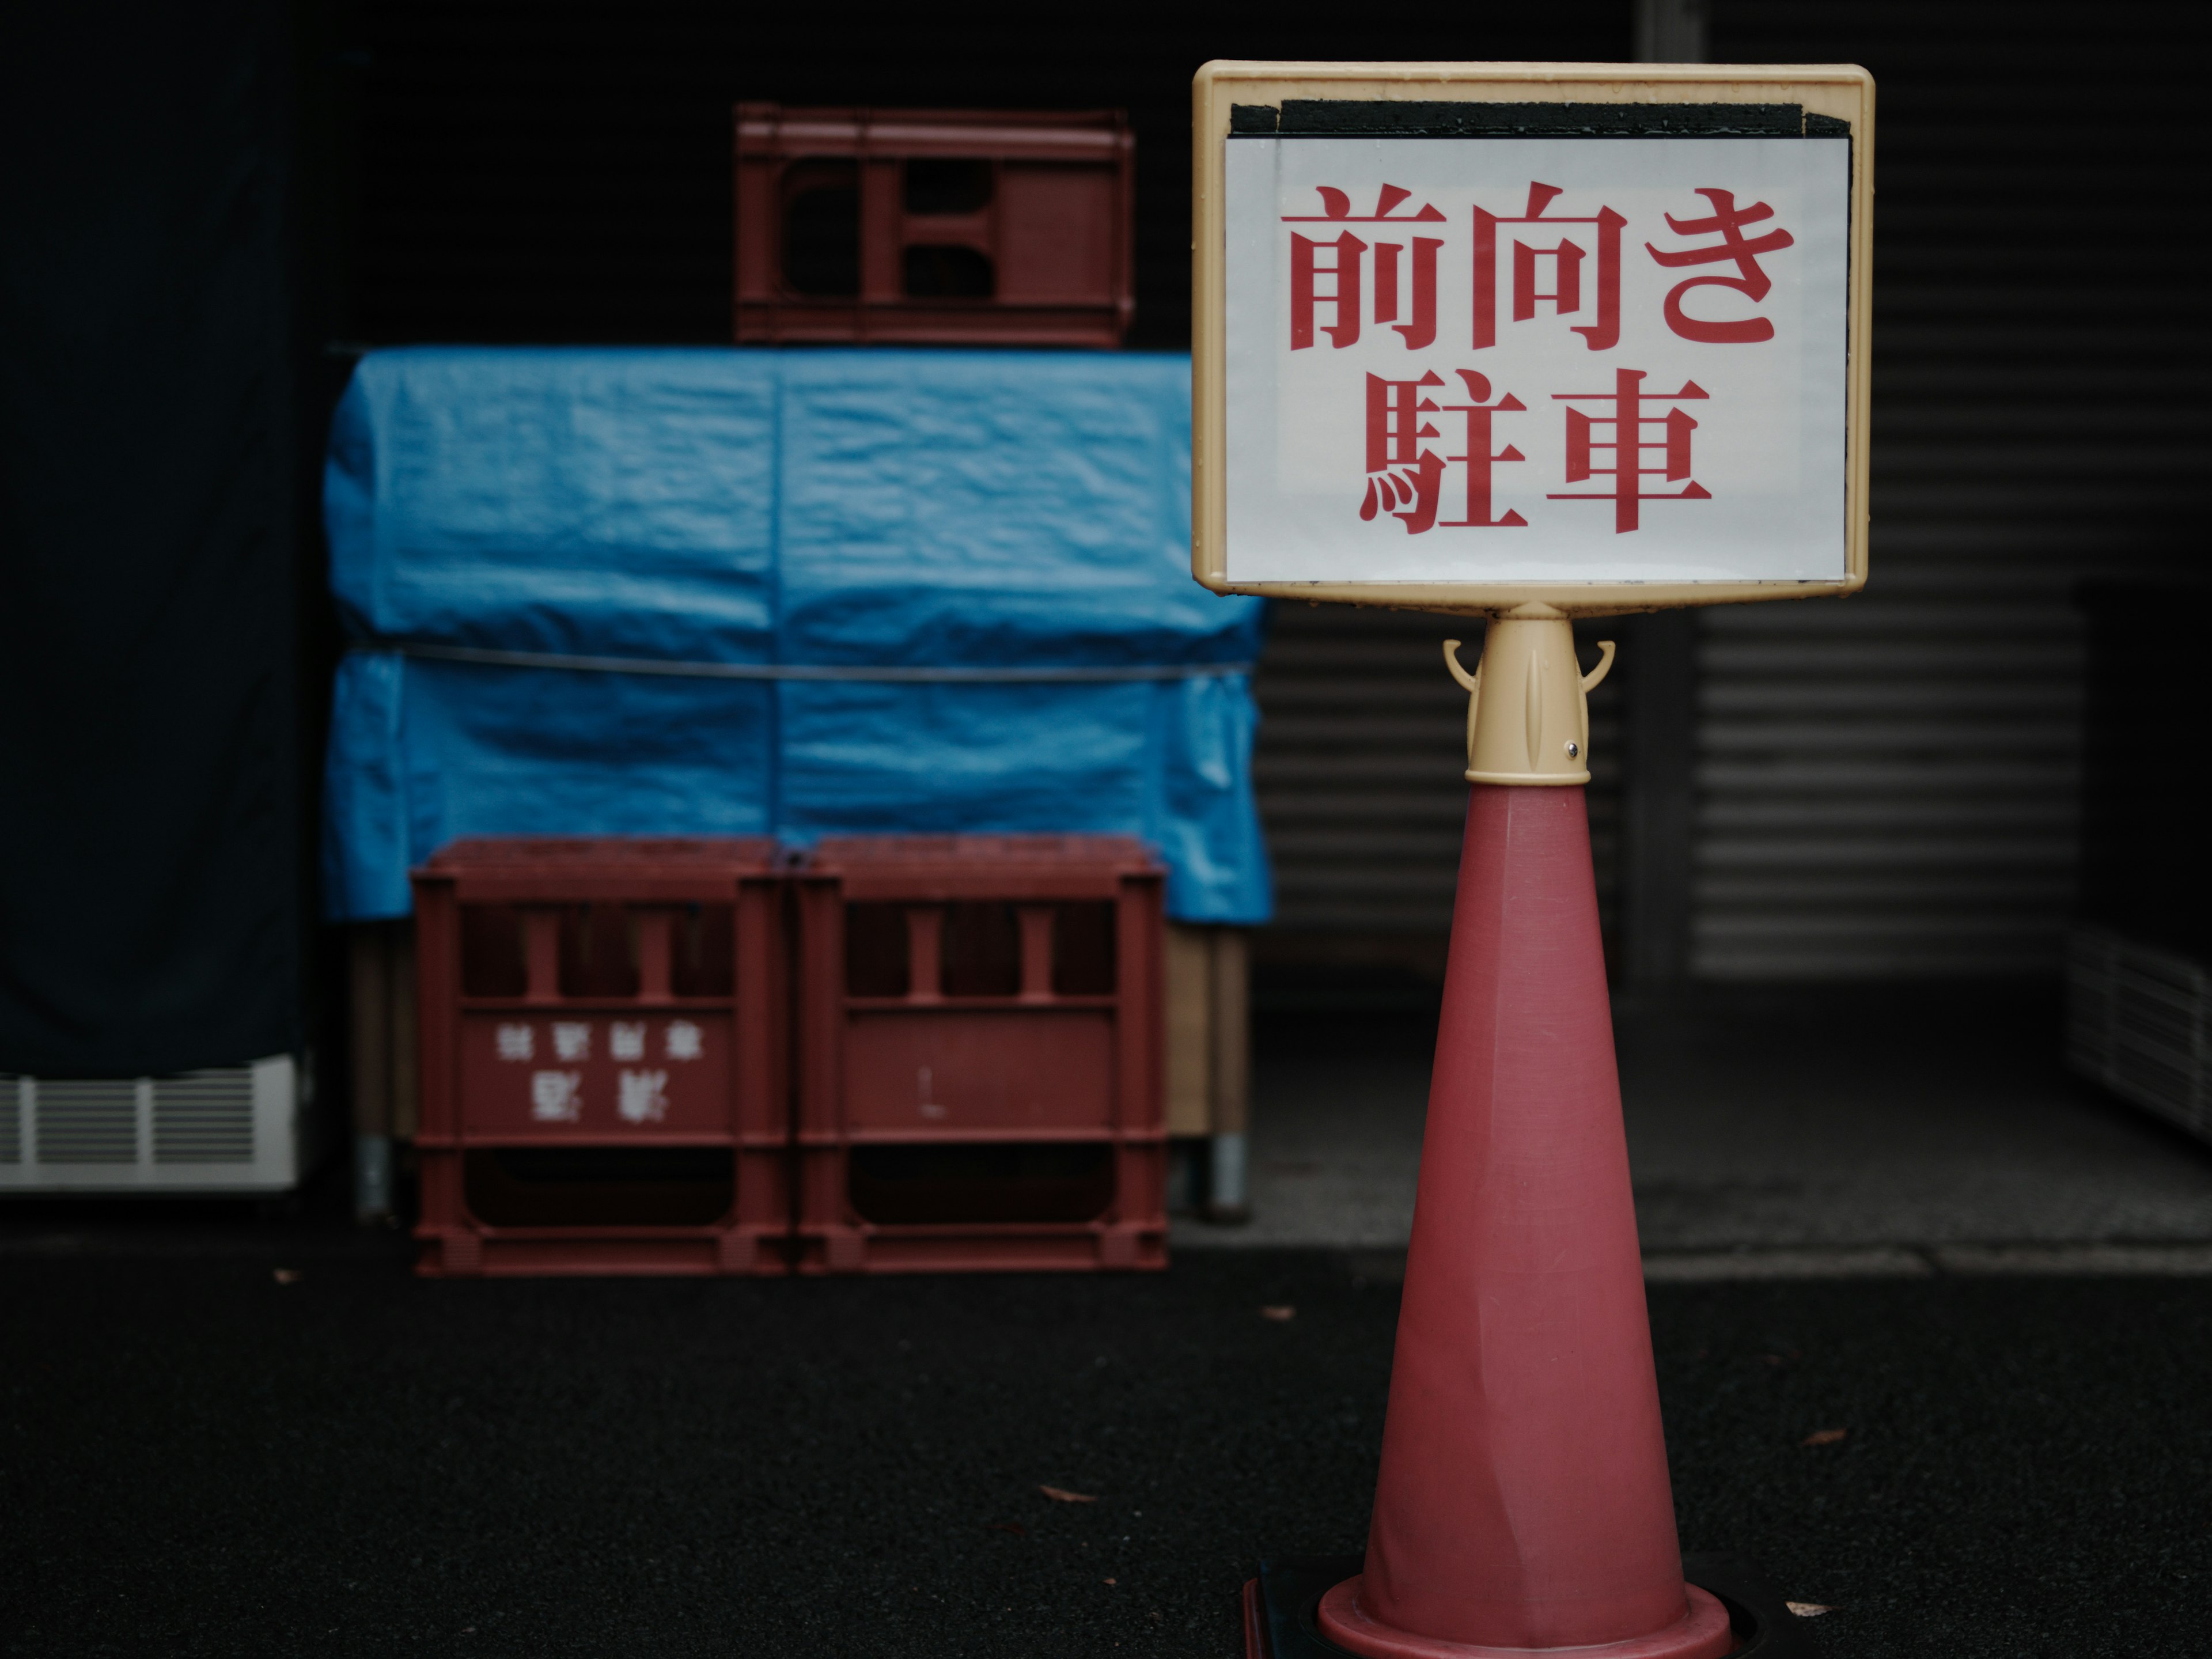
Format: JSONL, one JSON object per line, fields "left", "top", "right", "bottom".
{"left": 411, "top": 837, "right": 787, "bottom": 1277}
{"left": 733, "top": 105, "right": 1134, "bottom": 347}
{"left": 793, "top": 835, "right": 1167, "bottom": 1273}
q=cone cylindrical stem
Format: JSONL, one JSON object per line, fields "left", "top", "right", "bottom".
{"left": 1322, "top": 785, "right": 1717, "bottom": 1657}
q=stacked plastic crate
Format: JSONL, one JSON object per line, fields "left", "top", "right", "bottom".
{"left": 733, "top": 105, "right": 1133, "bottom": 346}
{"left": 411, "top": 838, "right": 786, "bottom": 1276}
{"left": 326, "top": 108, "right": 1268, "bottom": 1270}
{"left": 793, "top": 837, "right": 1167, "bottom": 1272}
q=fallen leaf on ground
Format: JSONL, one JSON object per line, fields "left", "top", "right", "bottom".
{"left": 1260, "top": 1305, "right": 1296, "bottom": 1322}
{"left": 272, "top": 1269, "right": 301, "bottom": 1285}
{"left": 1103, "top": 1577, "right": 1117, "bottom": 1586}
{"left": 1786, "top": 1602, "right": 1835, "bottom": 1617}
{"left": 988, "top": 1522, "right": 1026, "bottom": 1535}
{"left": 1040, "top": 1486, "right": 1098, "bottom": 1503}
{"left": 1801, "top": 1428, "right": 1848, "bottom": 1447}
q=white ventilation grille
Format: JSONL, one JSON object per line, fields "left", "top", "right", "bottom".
{"left": 0, "top": 1056, "right": 306, "bottom": 1193}
{"left": 154, "top": 1069, "right": 257, "bottom": 1163}
{"left": 36, "top": 1078, "right": 141, "bottom": 1164}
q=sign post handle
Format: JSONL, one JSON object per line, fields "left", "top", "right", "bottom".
{"left": 1301, "top": 626, "right": 1734, "bottom": 1659}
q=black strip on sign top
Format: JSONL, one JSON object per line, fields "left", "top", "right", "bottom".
{"left": 1228, "top": 102, "right": 1850, "bottom": 138}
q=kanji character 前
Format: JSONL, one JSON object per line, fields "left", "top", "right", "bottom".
{"left": 1286, "top": 184, "right": 1446, "bottom": 350}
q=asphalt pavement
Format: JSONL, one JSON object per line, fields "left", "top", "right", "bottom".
{"left": 2, "top": 1229, "right": 2207, "bottom": 1657}
{"left": 6, "top": 985, "right": 2210, "bottom": 1656}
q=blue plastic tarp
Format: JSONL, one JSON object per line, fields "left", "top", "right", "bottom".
{"left": 321, "top": 346, "right": 1270, "bottom": 925}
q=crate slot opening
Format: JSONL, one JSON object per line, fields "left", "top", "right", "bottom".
{"left": 460, "top": 903, "right": 526, "bottom": 997}
{"left": 844, "top": 900, "right": 1117, "bottom": 998}
{"left": 463, "top": 1146, "right": 734, "bottom": 1227}
{"left": 782, "top": 157, "right": 859, "bottom": 296}
{"left": 844, "top": 903, "right": 912, "bottom": 997}
{"left": 902, "top": 245, "right": 994, "bottom": 299}
{"left": 1050, "top": 902, "right": 1115, "bottom": 995}
{"left": 560, "top": 904, "right": 637, "bottom": 998}
{"left": 459, "top": 902, "right": 734, "bottom": 999}
{"left": 846, "top": 1141, "right": 1116, "bottom": 1225}
{"left": 671, "top": 904, "right": 736, "bottom": 997}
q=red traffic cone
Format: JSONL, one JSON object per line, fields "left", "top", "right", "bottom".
{"left": 1309, "top": 620, "right": 1732, "bottom": 1659}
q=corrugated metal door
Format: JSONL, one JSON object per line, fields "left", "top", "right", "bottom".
{"left": 1688, "top": 1, "right": 2212, "bottom": 979}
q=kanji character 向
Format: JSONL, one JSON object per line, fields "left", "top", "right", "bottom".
{"left": 1474, "top": 183, "right": 1626, "bottom": 351}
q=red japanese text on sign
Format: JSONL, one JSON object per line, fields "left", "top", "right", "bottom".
{"left": 1222, "top": 131, "right": 1852, "bottom": 586}
{"left": 1286, "top": 185, "right": 1448, "bottom": 351}
{"left": 1275, "top": 177, "right": 1795, "bottom": 538}
{"left": 1361, "top": 369, "right": 1529, "bottom": 535}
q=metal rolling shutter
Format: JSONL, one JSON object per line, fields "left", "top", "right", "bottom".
{"left": 1691, "top": 1, "right": 2212, "bottom": 979}
{"left": 1253, "top": 604, "right": 1621, "bottom": 942}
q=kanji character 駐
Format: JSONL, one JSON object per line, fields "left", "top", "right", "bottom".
{"left": 1361, "top": 369, "right": 1527, "bottom": 535}
{"left": 1548, "top": 369, "right": 1712, "bottom": 533}
{"left": 1285, "top": 184, "right": 1446, "bottom": 350}
{"left": 1645, "top": 187, "right": 1796, "bottom": 343}
{"left": 1474, "top": 183, "right": 1625, "bottom": 351}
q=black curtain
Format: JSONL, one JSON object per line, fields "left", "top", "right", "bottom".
{"left": 0, "top": 1, "right": 307, "bottom": 1075}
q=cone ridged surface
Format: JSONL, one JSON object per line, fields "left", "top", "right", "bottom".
{"left": 1354, "top": 785, "right": 1690, "bottom": 1650}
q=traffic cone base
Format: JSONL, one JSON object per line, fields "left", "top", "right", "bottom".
{"left": 1317, "top": 777, "right": 1707, "bottom": 1655}
{"left": 1316, "top": 1578, "right": 1736, "bottom": 1659}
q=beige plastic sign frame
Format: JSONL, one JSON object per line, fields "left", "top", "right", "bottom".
{"left": 1192, "top": 62, "right": 1874, "bottom": 617}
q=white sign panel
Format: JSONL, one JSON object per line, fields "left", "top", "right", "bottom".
{"left": 1222, "top": 136, "right": 1850, "bottom": 588}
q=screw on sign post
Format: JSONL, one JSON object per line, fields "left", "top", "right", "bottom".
{"left": 1193, "top": 62, "right": 1872, "bottom": 1659}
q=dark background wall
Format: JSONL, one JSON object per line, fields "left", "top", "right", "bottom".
{"left": 346, "top": 3, "right": 1634, "bottom": 351}
{"left": 1, "top": 1, "right": 322, "bottom": 1076}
